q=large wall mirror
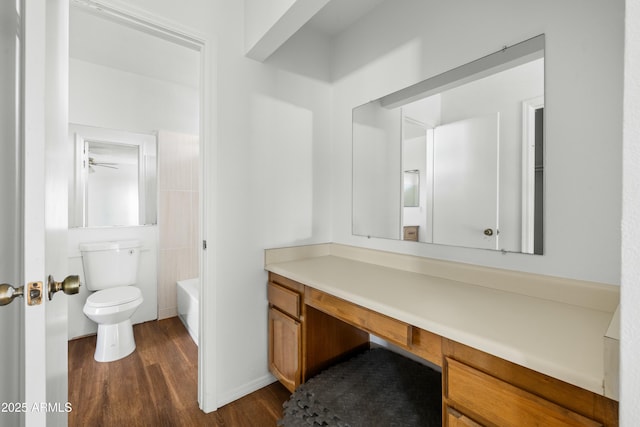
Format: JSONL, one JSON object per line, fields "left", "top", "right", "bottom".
{"left": 69, "top": 124, "right": 157, "bottom": 228}
{"left": 353, "top": 35, "right": 544, "bottom": 254}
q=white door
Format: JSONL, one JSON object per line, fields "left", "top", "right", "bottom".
{"left": 1, "top": 1, "right": 71, "bottom": 426}
{"left": 432, "top": 113, "right": 500, "bottom": 250}
{"left": 0, "top": 0, "right": 23, "bottom": 424}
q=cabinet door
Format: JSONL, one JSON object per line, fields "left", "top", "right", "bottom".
{"left": 269, "top": 307, "right": 301, "bottom": 393}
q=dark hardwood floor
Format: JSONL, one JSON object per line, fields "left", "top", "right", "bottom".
{"left": 68, "top": 317, "right": 290, "bottom": 426}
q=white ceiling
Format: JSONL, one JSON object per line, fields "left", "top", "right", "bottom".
{"left": 69, "top": 0, "right": 386, "bottom": 81}
{"left": 306, "top": 0, "right": 387, "bottom": 36}
{"left": 69, "top": 6, "right": 199, "bottom": 88}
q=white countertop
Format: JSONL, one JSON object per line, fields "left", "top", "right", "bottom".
{"left": 266, "top": 250, "right": 617, "bottom": 397}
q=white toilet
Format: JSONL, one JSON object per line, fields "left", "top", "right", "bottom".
{"left": 80, "top": 240, "right": 144, "bottom": 362}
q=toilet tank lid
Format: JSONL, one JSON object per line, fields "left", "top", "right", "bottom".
{"left": 79, "top": 240, "right": 141, "bottom": 252}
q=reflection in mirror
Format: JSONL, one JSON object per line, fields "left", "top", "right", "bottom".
{"left": 87, "top": 141, "right": 139, "bottom": 226}
{"left": 353, "top": 35, "right": 544, "bottom": 254}
{"left": 69, "top": 124, "right": 157, "bottom": 227}
{"left": 403, "top": 170, "right": 420, "bottom": 207}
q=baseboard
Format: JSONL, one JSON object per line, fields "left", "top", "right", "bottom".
{"left": 158, "top": 306, "right": 177, "bottom": 320}
{"left": 216, "top": 374, "right": 278, "bottom": 408}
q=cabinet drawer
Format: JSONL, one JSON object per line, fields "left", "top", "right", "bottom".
{"left": 305, "top": 288, "right": 411, "bottom": 347}
{"left": 268, "top": 282, "right": 301, "bottom": 319}
{"left": 445, "top": 358, "right": 602, "bottom": 427}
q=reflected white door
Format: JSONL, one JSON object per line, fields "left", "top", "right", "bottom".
{"left": 432, "top": 113, "right": 500, "bottom": 250}
{"left": 1, "top": 1, "right": 70, "bottom": 426}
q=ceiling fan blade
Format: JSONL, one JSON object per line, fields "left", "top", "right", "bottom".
{"left": 88, "top": 157, "right": 119, "bottom": 168}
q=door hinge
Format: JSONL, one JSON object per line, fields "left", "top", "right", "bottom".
{"left": 202, "top": 240, "right": 207, "bottom": 250}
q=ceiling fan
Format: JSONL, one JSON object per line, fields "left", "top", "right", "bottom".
{"left": 88, "top": 156, "right": 119, "bottom": 173}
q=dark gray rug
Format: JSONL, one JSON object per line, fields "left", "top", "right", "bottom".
{"left": 279, "top": 348, "right": 442, "bottom": 427}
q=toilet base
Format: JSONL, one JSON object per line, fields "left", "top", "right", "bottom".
{"left": 94, "top": 319, "right": 136, "bottom": 362}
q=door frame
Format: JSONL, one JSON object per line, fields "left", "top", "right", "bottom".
{"left": 21, "top": 0, "right": 54, "bottom": 424}
{"left": 68, "top": 0, "right": 217, "bottom": 412}
{"left": 521, "top": 95, "right": 544, "bottom": 254}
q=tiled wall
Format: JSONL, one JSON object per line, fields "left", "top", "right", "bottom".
{"left": 158, "top": 130, "right": 200, "bottom": 319}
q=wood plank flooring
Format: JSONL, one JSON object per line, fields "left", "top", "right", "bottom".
{"left": 68, "top": 317, "right": 290, "bottom": 426}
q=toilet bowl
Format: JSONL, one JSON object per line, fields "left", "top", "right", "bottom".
{"left": 83, "top": 286, "right": 143, "bottom": 362}
{"left": 80, "top": 240, "right": 143, "bottom": 362}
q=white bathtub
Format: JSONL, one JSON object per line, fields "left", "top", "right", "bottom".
{"left": 177, "top": 278, "right": 198, "bottom": 345}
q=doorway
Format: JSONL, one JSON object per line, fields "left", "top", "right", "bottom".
{"left": 67, "top": 0, "right": 210, "bottom": 413}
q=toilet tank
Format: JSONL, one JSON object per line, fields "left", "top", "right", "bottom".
{"left": 80, "top": 240, "right": 141, "bottom": 291}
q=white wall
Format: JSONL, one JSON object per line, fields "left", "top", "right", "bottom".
{"left": 70, "top": 58, "right": 199, "bottom": 135}
{"left": 621, "top": 0, "right": 640, "bottom": 423}
{"left": 214, "top": 8, "right": 333, "bottom": 405}
{"left": 331, "top": 0, "right": 624, "bottom": 285}
{"left": 107, "top": 0, "right": 333, "bottom": 408}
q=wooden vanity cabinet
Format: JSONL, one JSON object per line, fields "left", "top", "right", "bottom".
{"left": 305, "top": 287, "right": 411, "bottom": 348}
{"left": 442, "top": 339, "right": 618, "bottom": 427}
{"left": 267, "top": 274, "right": 304, "bottom": 392}
{"left": 267, "top": 273, "right": 369, "bottom": 392}
{"left": 446, "top": 407, "right": 483, "bottom": 427}
{"left": 266, "top": 272, "right": 619, "bottom": 426}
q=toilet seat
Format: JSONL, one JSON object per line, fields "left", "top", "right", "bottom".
{"left": 85, "top": 286, "right": 142, "bottom": 308}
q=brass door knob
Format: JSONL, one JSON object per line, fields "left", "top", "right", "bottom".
{"left": 0, "top": 283, "right": 24, "bottom": 306}
{"left": 47, "top": 275, "right": 81, "bottom": 300}
{"left": 483, "top": 228, "right": 494, "bottom": 236}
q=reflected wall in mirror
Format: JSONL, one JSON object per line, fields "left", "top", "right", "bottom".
{"left": 403, "top": 170, "right": 420, "bottom": 207}
{"left": 353, "top": 35, "right": 544, "bottom": 254}
{"left": 69, "top": 124, "right": 157, "bottom": 227}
